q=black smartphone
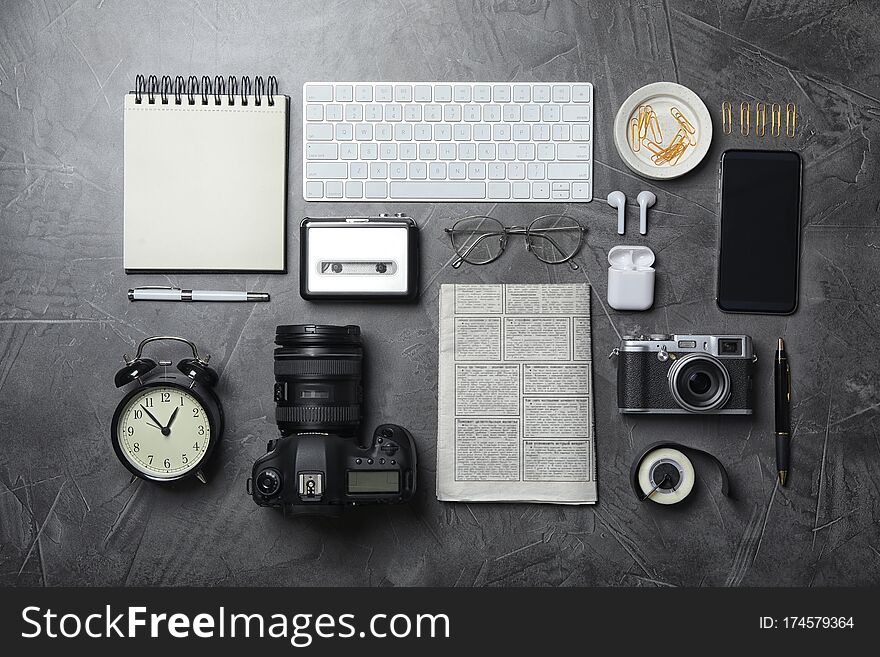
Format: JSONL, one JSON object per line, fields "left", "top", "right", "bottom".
{"left": 717, "top": 149, "right": 802, "bottom": 314}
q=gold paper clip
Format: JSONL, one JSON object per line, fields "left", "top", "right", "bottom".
{"left": 740, "top": 101, "right": 750, "bottom": 136}
{"left": 771, "top": 103, "right": 781, "bottom": 137}
{"left": 755, "top": 102, "right": 766, "bottom": 137}
{"left": 629, "top": 117, "right": 641, "bottom": 152}
{"left": 648, "top": 107, "right": 662, "bottom": 143}
{"left": 671, "top": 107, "right": 695, "bottom": 133}
{"left": 785, "top": 102, "right": 797, "bottom": 137}
{"left": 721, "top": 101, "right": 733, "bottom": 134}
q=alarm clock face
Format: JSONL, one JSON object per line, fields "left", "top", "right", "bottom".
{"left": 114, "top": 385, "right": 213, "bottom": 480}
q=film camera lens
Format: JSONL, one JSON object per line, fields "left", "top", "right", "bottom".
{"left": 273, "top": 325, "right": 363, "bottom": 436}
{"left": 668, "top": 354, "right": 731, "bottom": 413}
{"left": 255, "top": 468, "right": 282, "bottom": 496}
{"left": 375, "top": 262, "right": 387, "bottom": 273}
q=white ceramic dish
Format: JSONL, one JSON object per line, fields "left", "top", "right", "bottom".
{"left": 613, "top": 82, "right": 712, "bottom": 180}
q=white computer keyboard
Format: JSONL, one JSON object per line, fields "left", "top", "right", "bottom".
{"left": 302, "top": 82, "right": 593, "bottom": 202}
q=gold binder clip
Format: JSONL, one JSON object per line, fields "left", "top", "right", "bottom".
{"left": 755, "top": 103, "right": 766, "bottom": 137}
{"left": 785, "top": 102, "right": 797, "bottom": 137}
{"left": 771, "top": 103, "right": 781, "bottom": 137}
{"left": 721, "top": 101, "right": 733, "bottom": 134}
{"left": 740, "top": 101, "right": 750, "bottom": 136}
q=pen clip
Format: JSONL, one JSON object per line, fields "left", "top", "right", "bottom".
{"left": 132, "top": 286, "right": 181, "bottom": 291}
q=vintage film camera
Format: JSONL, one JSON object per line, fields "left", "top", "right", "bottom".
{"left": 248, "top": 324, "right": 417, "bottom": 516}
{"left": 612, "top": 334, "right": 756, "bottom": 414}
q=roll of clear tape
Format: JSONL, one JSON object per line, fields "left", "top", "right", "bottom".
{"left": 636, "top": 447, "right": 696, "bottom": 505}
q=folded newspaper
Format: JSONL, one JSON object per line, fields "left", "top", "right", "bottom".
{"left": 436, "top": 283, "right": 597, "bottom": 504}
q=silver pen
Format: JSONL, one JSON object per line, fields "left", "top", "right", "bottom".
{"left": 128, "top": 286, "right": 270, "bottom": 302}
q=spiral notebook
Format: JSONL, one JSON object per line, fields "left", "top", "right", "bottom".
{"left": 124, "top": 75, "right": 289, "bottom": 272}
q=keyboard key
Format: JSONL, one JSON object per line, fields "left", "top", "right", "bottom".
{"left": 404, "top": 105, "right": 422, "bottom": 122}
{"left": 393, "top": 123, "right": 412, "bottom": 141}
{"left": 454, "top": 85, "right": 471, "bottom": 102}
{"left": 572, "top": 124, "right": 591, "bottom": 141}
{"left": 473, "top": 85, "right": 492, "bottom": 102}
{"left": 449, "top": 162, "right": 466, "bottom": 179}
{"left": 434, "top": 124, "right": 452, "bottom": 141}
{"left": 542, "top": 104, "right": 560, "bottom": 122}
{"left": 537, "top": 143, "right": 555, "bottom": 161}
{"left": 572, "top": 84, "right": 591, "bottom": 102}
{"left": 409, "top": 162, "right": 428, "bottom": 180}
{"left": 335, "top": 123, "right": 353, "bottom": 140}
{"left": 533, "top": 85, "right": 551, "bottom": 102}
{"left": 390, "top": 181, "right": 485, "bottom": 198}
{"left": 552, "top": 182, "right": 570, "bottom": 191}
{"left": 493, "top": 85, "right": 511, "bottom": 102}
{"left": 507, "top": 162, "right": 525, "bottom": 179}
{"left": 488, "top": 182, "right": 511, "bottom": 199}
{"left": 463, "top": 105, "right": 481, "bottom": 122}
{"left": 356, "top": 123, "right": 374, "bottom": 140}
{"left": 474, "top": 124, "right": 492, "bottom": 141}
{"left": 454, "top": 124, "right": 472, "bottom": 141}
{"left": 533, "top": 124, "right": 550, "bottom": 141}
{"left": 492, "top": 124, "right": 511, "bottom": 141}
{"left": 360, "top": 143, "right": 378, "bottom": 159}
{"left": 345, "top": 181, "right": 363, "bottom": 198}
{"left": 414, "top": 85, "right": 432, "bottom": 102}
{"left": 439, "top": 144, "right": 457, "bottom": 160}
{"left": 306, "top": 124, "right": 334, "bottom": 141}
{"left": 350, "top": 162, "right": 368, "bottom": 179}
{"left": 419, "top": 143, "right": 438, "bottom": 160}
{"left": 488, "top": 162, "right": 506, "bottom": 179}
{"left": 523, "top": 104, "right": 541, "bottom": 121}
{"left": 498, "top": 144, "right": 516, "bottom": 160}
{"left": 552, "top": 85, "right": 570, "bottom": 102}
{"left": 375, "top": 85, "right": 393, "bottom": 102}
{"left": 547, "top": 163, "right": 590, "bottom": 180}
{"left": 355, "top": 85, "right": 373, "bottom": 102}
{"left": 307, "top": 162, "right": 347, "bottom": 179}
{"left": 513, "top": 85, "right": 531, "bottom": 102}
{"left": 390, "top": 162, "right": 407, "bottom": 179}
{"left": 424, "top": 104, "right": 442, "bottom": 121}
{"left": 414, "top": 124, "right": 432, "bottom": 141}
{"left": 468, "top": 162, "right": 486, "bottom": 179}
{"left": 478, "top": 144, "right": 496, "bottom": 160}
{"left": 434, "top": 85, "right": 452, "bottom": 102}
{"left": 380, "top": 143, "right": 397, "bottom": 160}
{"left": 345, "top": 104, "right": 363, "bottom": 122}
{"left": 335, "top": 85, "right": 353, "bottom": 102}
{"left": 306, "top": 144, "right": 338, "bottom": 160}
{"left": 532, "top": 182, "right": 550, "bottom": 198}
{"left": 527, "top": 162, "right": 545, "bottom": 179}
{"left": 557, "top": 143, "right": 591, "bottom": 160}
{"left": 552, "top": 189, "right": 570, "bottom": 199}
{"left": 429, "top": 162, "right": 447, "bottom": 179}
{"left": 572, "top": 182, "right": 591, "bottom": 199}
{"left": 340, "top": 143, "right": 358, "bottom": 160}
{"left": 365, "top": 181, "right": 387, "bottom": 198}
{"left": 375, "top": 123, "right": 393, "bottom": 141}
{"left": 326, "top": 181, "right": 344, "bottom": 198}
{"left": 513, "top": 182, "right": 530, "bottom": 199}
{"left": 483, "top": 105, "right": 501, "bottom": 122}
{"left": 517, "top": 143, "right": 535, "bottom": 161}
{"left": 365, "top": 104, "right": 383, "bottom": 121}
{"left": 459, "top": 143, "right": 476, "bottom": 160}
{"left": 305, "top": 181, "right": 323, "bottom": 198}
{"left": 305, "top": 104, "right": 323, "bottom": 121}
{"left": 513, "top": 124, "right": 530, "bottom": 141}
{"left": 502, "top": 105, "right": 521, "bottom": 122}
{"left": 325, "top": 104, "right": 343, "bottom": 121}
{"left": 394, "top": 85, "right": 412, "bottom": 102}
{"left": 385, "top": 104, "right": 402, "bottom": 121}
{"left": 443, "top": 104, "right": 462, "bottom": 122}
{"left": 370, "top": 162, "right": 388, "bottom": 178}
{"left": 553, "top": 124, "right": 570, "bottom": 141}
{"left": 305, "top": 85, "right": 333, "bottom": 102}
{"left": 400, "top": 144, "right": 417, "bottom": 160}
{"left": 562, "top": 105, "right": 590, "bottom": 122}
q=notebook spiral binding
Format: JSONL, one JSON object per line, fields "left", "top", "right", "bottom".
{"left": 133, "top": 75, "right": 279, "bottom": 107}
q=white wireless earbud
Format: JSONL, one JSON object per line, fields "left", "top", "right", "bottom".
{"left": 607, "top": 191, "right": 627, "bottom": 235}
{"left": 637, "top": 191, "right": 656, "bottom": 236}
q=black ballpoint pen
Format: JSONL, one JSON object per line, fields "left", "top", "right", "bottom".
{"left": 774, "top": 338, "right": 792, "bottom": 486}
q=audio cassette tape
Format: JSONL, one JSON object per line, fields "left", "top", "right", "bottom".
{"left": 300, "top": 215, "right": 419, "bottom": 301}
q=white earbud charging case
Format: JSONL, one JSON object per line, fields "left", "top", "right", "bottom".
{"left": 607, "top": 245, "right": 656, "bottom": 311}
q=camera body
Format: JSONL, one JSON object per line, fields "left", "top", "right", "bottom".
{"left": 248, "top": 324, "right": 417, "bottom": 516}
{"left": 614, "top": 334, "right": 755, "bottom": 414}
{"left": 250, "top": 424, "right": 416, "bottom": 514}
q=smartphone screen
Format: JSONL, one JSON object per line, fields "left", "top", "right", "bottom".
{"left": 717, "top": 150, "right": 802, "bottom": 314}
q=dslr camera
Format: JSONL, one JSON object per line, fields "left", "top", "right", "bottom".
{"left": 613, "top": 334, "right": 756, "bottom": 414}
{"left": 248, "top": 324, "right": 417, "bottom": 515}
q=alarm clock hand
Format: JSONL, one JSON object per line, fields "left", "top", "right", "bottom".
{"left": 140, "top": 404, "right": 164, "bottom": 430}
{"left": 164, "top": 407, "right": 180, "bottom": 432}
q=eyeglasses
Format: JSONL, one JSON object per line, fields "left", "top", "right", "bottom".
{"left": 445, "top": 214, "right": 586, "bottom": 271}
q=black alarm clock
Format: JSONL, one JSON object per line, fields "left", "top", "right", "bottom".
{"left": 111, "top": 336, "right": 223, "bottom": 483}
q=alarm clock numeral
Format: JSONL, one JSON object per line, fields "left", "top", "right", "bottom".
{"left": 133, "top": 442, "right": 140, "bottom": 452}
{"left": 182, "top": 454, "right": 188, "bottom": 464}
{"left": 148, "top": 455, "right": 154, "bottom": 465}
{"left": 192, "top": 407, "right": 200, "bottom": 417}
{"left": 193, "top": 442, "right": 200, "bottom": 451}
{"left": 198, "top": 425, "right": 205, "bottom": 435}
{"left": 127, "top": 426, "right": 134, "bottom": 436}
{"left": 134, "top": 409, "right": 143, "bottom": 419}
{"left": 144, "top": 397, "right": 154, "bottom": 408}
{"left": 179, "top": 395, "right": 186, "bottom": 406}
{"left": 160, "top": 392, "right": 171, "bottom": 403}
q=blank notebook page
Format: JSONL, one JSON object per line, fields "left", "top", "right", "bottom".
{"left": 123, "top": 94, "right": 288, "bottom": 272}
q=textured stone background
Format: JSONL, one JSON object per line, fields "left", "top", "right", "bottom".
{"left": 1, "top": 0, "right": 878, "bottom": 586}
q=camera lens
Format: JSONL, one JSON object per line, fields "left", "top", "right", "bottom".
{"left": 688, "top": 371, "right": 712, "bottom": 395}
{"left": 668, "top": 354, "right": 731, "bottom": 413}
{"left": 331, "top": 263, "right": 343, "bottom": 273}
{"left": 256, "top": 468, "right": 282, "bottom": 496}
{"left": 273, "top": 325, "right": 363, "bottom": 436}
{"left": 375, "top": 262, "right": 387, "bottom": 274}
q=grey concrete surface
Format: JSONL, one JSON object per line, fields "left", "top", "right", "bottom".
{"left": 1, "top": 0, "right": 879, "bottom": 587}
